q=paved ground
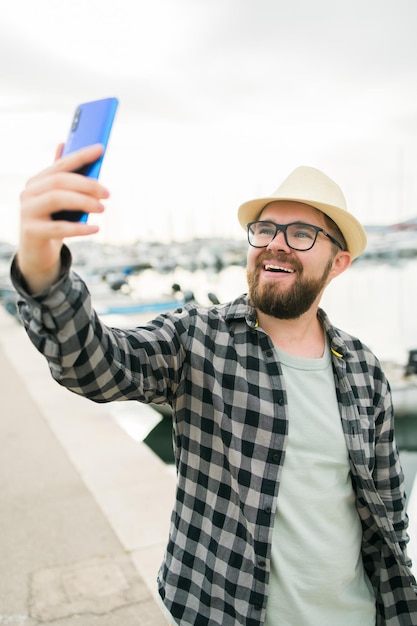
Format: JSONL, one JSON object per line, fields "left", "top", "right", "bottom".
{"left": 0, "top": 309, "right": 175, "bottom": 625}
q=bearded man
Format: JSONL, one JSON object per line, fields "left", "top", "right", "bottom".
{"left": 11, "top": 150, "right": 417, "bottom": 625}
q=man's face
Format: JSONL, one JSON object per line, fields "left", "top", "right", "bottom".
{"left": 246, "top": 201, "right": 344, "bottom": 320}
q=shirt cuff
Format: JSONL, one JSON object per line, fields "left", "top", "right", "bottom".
{"left": 10, "top": 244, "right": 91, "bottom": 331}
{"left": 10, "top": 245, "right": 73, "bottom": 301}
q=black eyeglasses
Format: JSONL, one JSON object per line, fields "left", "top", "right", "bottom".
{"left": 246, "top": 221, "right": 343, "bottom": 251}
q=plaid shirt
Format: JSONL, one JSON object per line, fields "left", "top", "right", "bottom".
{"left": 11, "top": 249, "right": 417, "bottom": 626}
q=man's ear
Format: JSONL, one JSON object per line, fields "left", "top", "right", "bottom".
{"left": 327, "top": 250, "right": 352, "bottom": 282}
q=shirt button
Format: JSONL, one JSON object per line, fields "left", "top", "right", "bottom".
{"left": 258, "top": 560, "right": 266, "bottom": 568}
{"left": 278, "top": 397, "right": 284, "bottom": 405}
{"left": 264, "top": 506, "right": 271, "bottom": 514}
{"left": 272, "top": 453, "right": 280, "bottom": 462}
{"left": 265, "top": 350, "right": 273, "bottom": 358}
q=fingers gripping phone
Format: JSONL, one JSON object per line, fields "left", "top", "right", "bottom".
{"left": 52, "top": 97, "right": 118, "bottom": 222}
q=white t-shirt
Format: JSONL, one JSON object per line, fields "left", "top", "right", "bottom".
{"left": 265, "top": 344, "right": 376, "bottom": 626}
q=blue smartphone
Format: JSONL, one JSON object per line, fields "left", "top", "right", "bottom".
{"left": 52, "top": 97, "right": 119, "bottom": 222}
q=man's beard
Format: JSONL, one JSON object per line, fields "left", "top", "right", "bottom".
{"left": 246, "top": 253, "right": 333, "bottom": 320}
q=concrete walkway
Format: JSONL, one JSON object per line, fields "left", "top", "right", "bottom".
{"left": 0, "top": 308, "right": 176, "bottom": 625}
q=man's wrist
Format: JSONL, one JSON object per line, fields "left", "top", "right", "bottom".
{"left": 11, "top": 246, "right": 72, "bottom": 298}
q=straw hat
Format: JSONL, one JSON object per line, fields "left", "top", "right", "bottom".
{"left": 237, "top": 166, "right": 367, "bottom": 259}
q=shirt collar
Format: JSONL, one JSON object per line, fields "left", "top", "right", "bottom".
{"left": 317, "top": 308, "right": 351, "bottom": 360}
{"left": 223, "top": 296, "right": 351, "bottom": 359}
{"left": 223, "top": 294, "right": 258, "bottom": 328}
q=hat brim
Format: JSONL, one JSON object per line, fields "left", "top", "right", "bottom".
{"left": 238, "top": 197, "right": 367, "bottom": 260}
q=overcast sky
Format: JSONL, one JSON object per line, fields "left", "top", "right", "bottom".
{"left": 1, "top": 0, "right": 417, "bottom": 243}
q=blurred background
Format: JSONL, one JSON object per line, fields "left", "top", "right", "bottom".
{"left": 1, "top": 0, "right": 417, "bottom": 468}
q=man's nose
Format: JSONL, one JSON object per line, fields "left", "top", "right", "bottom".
{"left": 266, "top": 229, "right": 291, "bottom": 252}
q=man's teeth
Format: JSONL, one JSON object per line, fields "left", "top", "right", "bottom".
{"left": 265, "top": 264, "right": 295, "bottom": 273}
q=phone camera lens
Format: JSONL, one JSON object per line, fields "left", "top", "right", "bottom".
{"left": 71, "top": 108, "right": 81, "bottom": 132}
